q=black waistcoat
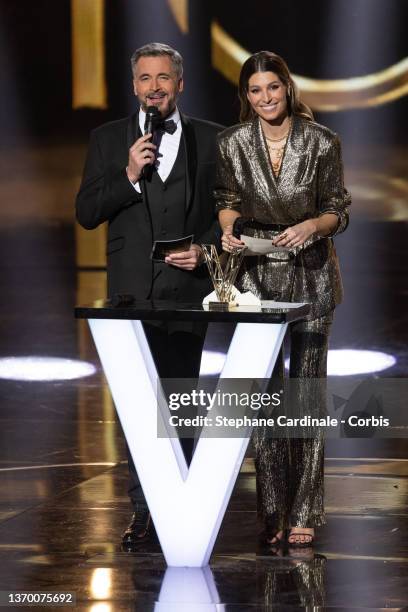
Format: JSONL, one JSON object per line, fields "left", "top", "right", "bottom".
{"left": 143, "top": 138, "right": 187, "bottom": 299}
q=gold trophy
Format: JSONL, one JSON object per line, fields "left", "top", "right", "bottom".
{"left": 201, "top": 244, "right": 247, "bottom": 309}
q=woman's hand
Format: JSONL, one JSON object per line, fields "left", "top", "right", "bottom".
{"left": 221, "top": 224, "right": 245, "bottom": 253}
{"left": 272, "top": 219, "right": 317, "bottom": 248}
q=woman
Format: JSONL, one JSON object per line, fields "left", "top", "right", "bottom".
{"left": 214, "top": 51, "right": 350, "bottom": 547}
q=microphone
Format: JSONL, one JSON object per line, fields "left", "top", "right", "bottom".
{"left": 143, "top": 106, "right": 161, "bottom": 180}
{"left": 144, "top": 105, "right": 161, "bottom": 138}
{"left": 110, "top": 293, "right": 135, "bottom": 307}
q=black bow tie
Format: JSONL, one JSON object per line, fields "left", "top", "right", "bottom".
{"left": 157, "top": 119, "right": 177, "bottom": 135}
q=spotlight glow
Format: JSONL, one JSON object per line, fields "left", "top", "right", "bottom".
{"left": 0, "top": 356, "right": 97, "bottom": 381}
{"left": 204, "top": 349, "right": 396, "bottom": 377}
{"left": 286, "top": 349, "right": 396, "bottom": 376}
{"left": 90, "top": 568, "right": 112, "bottom": 600}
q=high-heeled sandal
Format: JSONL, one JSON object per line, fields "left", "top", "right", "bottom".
{"left": 266, "top": 530, "right": 286, "bottom": 546}
{"left": 264, "top": 516, "right": 286, "bottom": 546}
{"left": 287, "top": 529, "right": 315, "bottom": 548}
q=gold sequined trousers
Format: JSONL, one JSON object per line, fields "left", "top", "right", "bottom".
{"left": 254, "top": 312, "right": 333, "bottom": 529}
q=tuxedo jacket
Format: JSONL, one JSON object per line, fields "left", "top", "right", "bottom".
{"left": 214, "top": 115, "right": 351, "bottom": 318}
{"left": 76, "top": 112, "right": 223, "bottom": 300}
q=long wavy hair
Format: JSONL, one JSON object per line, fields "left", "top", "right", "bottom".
{"left": 238, "top": 51, "right": 314, "bottom": 123}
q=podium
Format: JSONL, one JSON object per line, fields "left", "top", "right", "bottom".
{"left": 75, "top": 299, "right": 309, "bottom": 566}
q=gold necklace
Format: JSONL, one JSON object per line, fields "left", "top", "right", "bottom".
{"left": 267, "top": 139, "right": 287, "bottom": 151}
{"left": 267, "top": 137, "right": 288, "bottom": 174}
{"left": 265, "top": 133, "right": 288, "bottom": 143}
{"left": 264, "top": 118, "right": 291, "bottom": 143}
{"left": 270, "top": 150, "right": 284, "bottom": 173}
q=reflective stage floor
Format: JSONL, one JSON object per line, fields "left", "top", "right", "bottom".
{"left": 0, "top": 221, "right": 407, "bottom": 610}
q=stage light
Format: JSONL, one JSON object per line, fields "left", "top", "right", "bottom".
{"left": 204, "top": 349, "right": 396, "bottom": 377}
{"left": 89, "top": 604, "right": 112, "bottom": 612}
{"left": 327, "top": 350, "right": 396, "bottom": 375}
{"left": 90, "top": 568, "right": 112, "bottom": 600}
{"left": 0, "top": 356, "right": 97, "bottom": 381}
{"left": 285, "top": 349, "right": 396, "bottom": 376}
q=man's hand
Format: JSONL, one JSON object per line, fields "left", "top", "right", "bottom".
{"left": 272, "top": 220, "right": 317, "bottom": 248}
{"left": 165, "top": 244, "right": 203, "bottom": 270}
{"left": 126, "top": 134, "right": 157, "bottom": 183}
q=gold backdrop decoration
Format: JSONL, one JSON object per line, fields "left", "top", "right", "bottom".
{"left": 211, "top": 21, "right": 408, "bottom": 111}
{"left": 70, "top": 4, "right": 408, "bottom": 111}
{"left": 71, "top": 0, "right": 107, "bottom": 109}
{"left": 167, "top": 0, "right": 189, "bottom": 34}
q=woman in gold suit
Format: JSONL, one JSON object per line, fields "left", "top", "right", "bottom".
{"left": 214, "top": 51, "right": 350, "bottom": 547}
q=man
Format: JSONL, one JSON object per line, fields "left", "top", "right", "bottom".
{"left": 76, "top": 43, "right": 223, "bottom": 548}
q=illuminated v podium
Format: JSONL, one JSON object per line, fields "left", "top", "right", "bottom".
{"left": 75, "top": 300, "right": 309, "bottom": 567}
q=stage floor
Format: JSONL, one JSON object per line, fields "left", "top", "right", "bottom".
{"left": 0, "top": 222, "right": 407, "bottom": 610}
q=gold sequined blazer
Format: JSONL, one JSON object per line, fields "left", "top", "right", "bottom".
{"left": 214, "top": 115, "right": 351, "bottom": 318}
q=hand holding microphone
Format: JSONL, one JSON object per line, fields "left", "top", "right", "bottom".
{"left": 126, "top": 106, "right": 161, "bottom": 183}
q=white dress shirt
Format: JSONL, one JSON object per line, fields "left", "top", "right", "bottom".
{"left": 130, "top": 107, "right": 182, "bottom": 193}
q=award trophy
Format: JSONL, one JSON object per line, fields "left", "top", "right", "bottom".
{"left": 201, "top": 244, "right": 247, "bottom": 309}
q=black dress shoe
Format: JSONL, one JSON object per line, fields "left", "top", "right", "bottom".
{"left": 121, "top": 509, "right": 155, "bottom": 548}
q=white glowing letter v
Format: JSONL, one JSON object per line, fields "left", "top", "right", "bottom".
{"left": 88, "top": 318, "right": 286, "bottom": 566}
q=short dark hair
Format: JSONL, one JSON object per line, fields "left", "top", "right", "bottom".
{"left": 238, "top": 51, "right": 313, "bottom": 123}
{"left": 131, "top": 43, "right": 183, "bottom": 79}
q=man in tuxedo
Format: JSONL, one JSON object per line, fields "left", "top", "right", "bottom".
{"left": 76, "top": 43, "right": 223, "bottom": 548}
